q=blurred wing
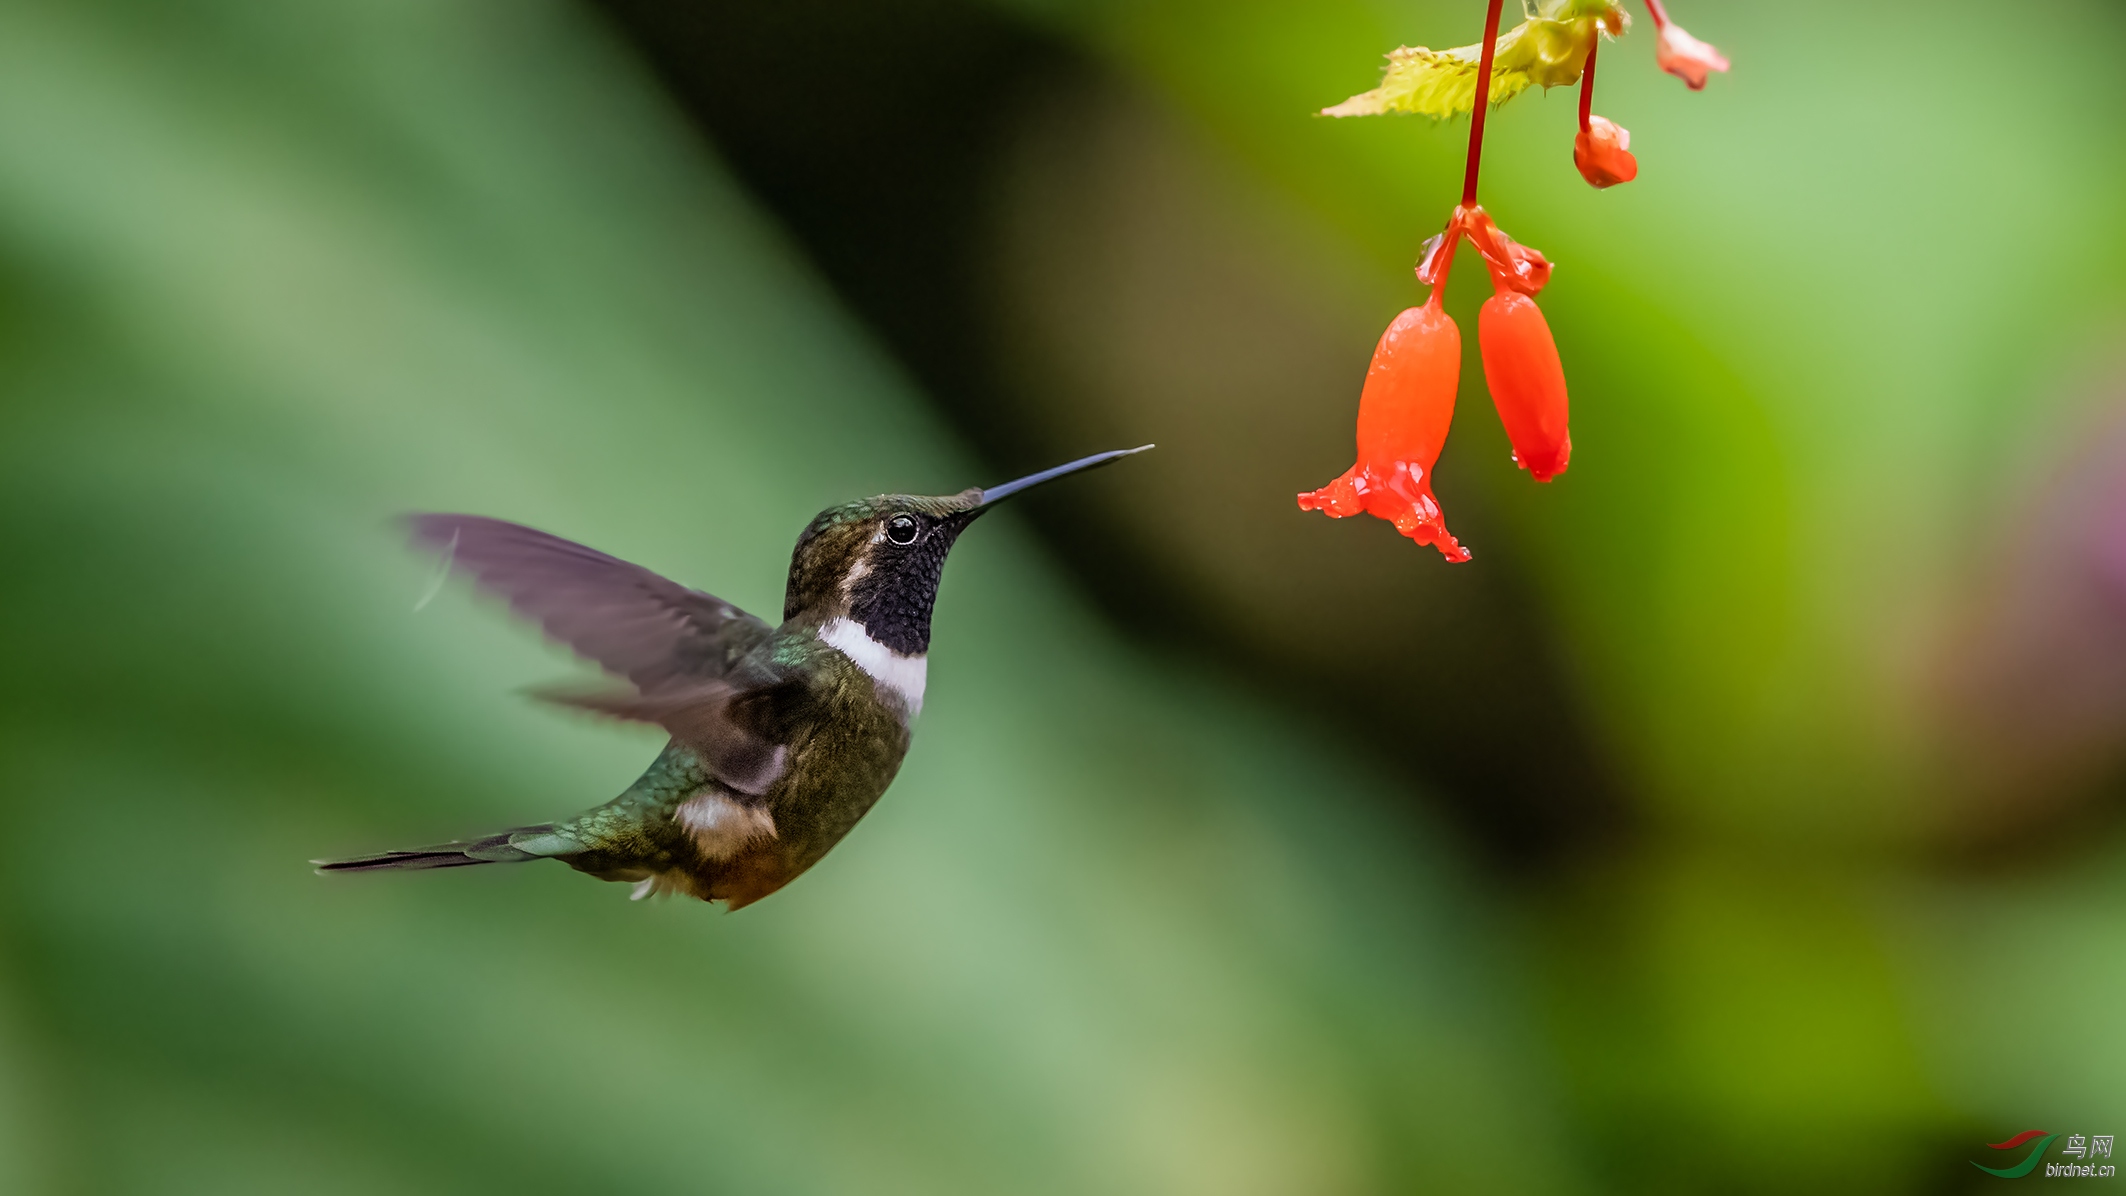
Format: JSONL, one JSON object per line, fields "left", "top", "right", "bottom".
{"left": 408, "top": 513, "right": 773, "bottom": 691}
{"left": 536, "top": 681, "right": 796, "bottom": 796}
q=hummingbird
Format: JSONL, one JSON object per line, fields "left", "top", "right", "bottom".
{"left": 316, "top": 446, "right": 1151, "bottom": 908}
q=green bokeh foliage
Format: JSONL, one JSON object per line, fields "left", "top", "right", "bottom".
{"left": 0, "top": 0, "right": 1580, "bottom": 1192}
{"left": 4, "top": 0, "right": 2126, "bottom": 1192}
{"left": 1020, "top": 0, "right": 2126, "bottom": 1188}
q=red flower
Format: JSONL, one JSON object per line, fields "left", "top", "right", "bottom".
{"left": 1298, "top": 300, "right": 1468, "bottom": 561}
{"left": 1458, "top": 201, "right": 1572, "bottom": 484}
{"left": 1303, "top": 0, "right": 1727, "bottom": 558}
{"left": 1299, "top": 200, "right": 1569, "bottom": 557}
{"left": 1479, "top": 291, "right": 1571, "bottom": 481}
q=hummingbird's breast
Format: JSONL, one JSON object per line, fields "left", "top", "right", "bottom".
{"left": 817, "top": 617, "right": 927, "bottom": 715}
{"left": 690, "top": 628, "right": 918, "bottom": 908}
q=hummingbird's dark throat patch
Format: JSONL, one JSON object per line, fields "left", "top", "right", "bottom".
{"left": 783, "top": 493, "right": 983, "bottom": 651}
{"left": 846, "top": 519, "right": 969, "bottom": 655}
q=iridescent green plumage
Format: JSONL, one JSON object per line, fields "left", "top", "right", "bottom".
{"left": 316, "top": 448, "right": 1149, "bottom": 908}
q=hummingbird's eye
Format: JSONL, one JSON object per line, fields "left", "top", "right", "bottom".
{"left": 885, "top": 514, "right": 922, "bottom": 546}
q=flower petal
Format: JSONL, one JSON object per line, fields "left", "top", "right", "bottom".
{"left": 1655, "top": 21, "right": 1729, "bottom": 90}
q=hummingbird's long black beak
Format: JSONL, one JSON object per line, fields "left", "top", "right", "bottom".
{"left": 976, "top": 445, "right": 1154, "bottom": 507}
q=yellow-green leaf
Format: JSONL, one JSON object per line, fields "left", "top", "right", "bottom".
{"left": 1324, "top": 1, "right": 1627, "bottom": 119}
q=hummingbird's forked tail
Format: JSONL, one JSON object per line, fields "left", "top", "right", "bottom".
{"left": 312, "top": 826, "right": 563, "bottom": 874}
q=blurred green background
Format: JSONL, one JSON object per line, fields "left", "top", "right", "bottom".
{"left": 1, "top": 0, "right": 2123, "bottom": 1191}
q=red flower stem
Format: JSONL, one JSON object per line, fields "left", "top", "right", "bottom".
{"left": 1460, "top": 0, "right": 1507, "bottom": 206}
{"left": 1642, "top": 0, "right": 1671, "bottom": 31}
{"left": 1578, "top": 40, "right": 1596, "bottom": 132}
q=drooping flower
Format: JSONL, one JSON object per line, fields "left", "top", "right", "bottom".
{"left": 1305, "top": 0, "right": 1725, "bottom": 556}
{"left": 1301, "top": 200, "right": 1566, "bottom": 556}
{"left": 1453, "top": 200, "right": 1572, "bottom": 483}
{"left": 1479, "top": 291, "right": 1571, "bottom": 480}
{"left": 1645, "top": 0, "right": 1729, "bottom": 89}
{"left": 1298, "top": 300, "right": 1468, "bottom": 560}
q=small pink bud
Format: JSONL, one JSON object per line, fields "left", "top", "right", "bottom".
{"left": 1656, "top": 21, "right": 1730, "bottom": 90}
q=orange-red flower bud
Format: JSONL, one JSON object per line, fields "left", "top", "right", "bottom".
{"left": 1573, "top": 114, "right": 1638, "bottom": 188}
{"left": 1299, "top": 302, "right": 1469, "bottom": 560}
{"left": 1478, "top": 291, "right": 1570, "bottom": 482}
{"left": 1655, "top": 20, "right": 1729, "bottom": 90}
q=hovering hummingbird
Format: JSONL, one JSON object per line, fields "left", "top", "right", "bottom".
{"left": 316, "top": 446, "right": 1150, "bottom": 908}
